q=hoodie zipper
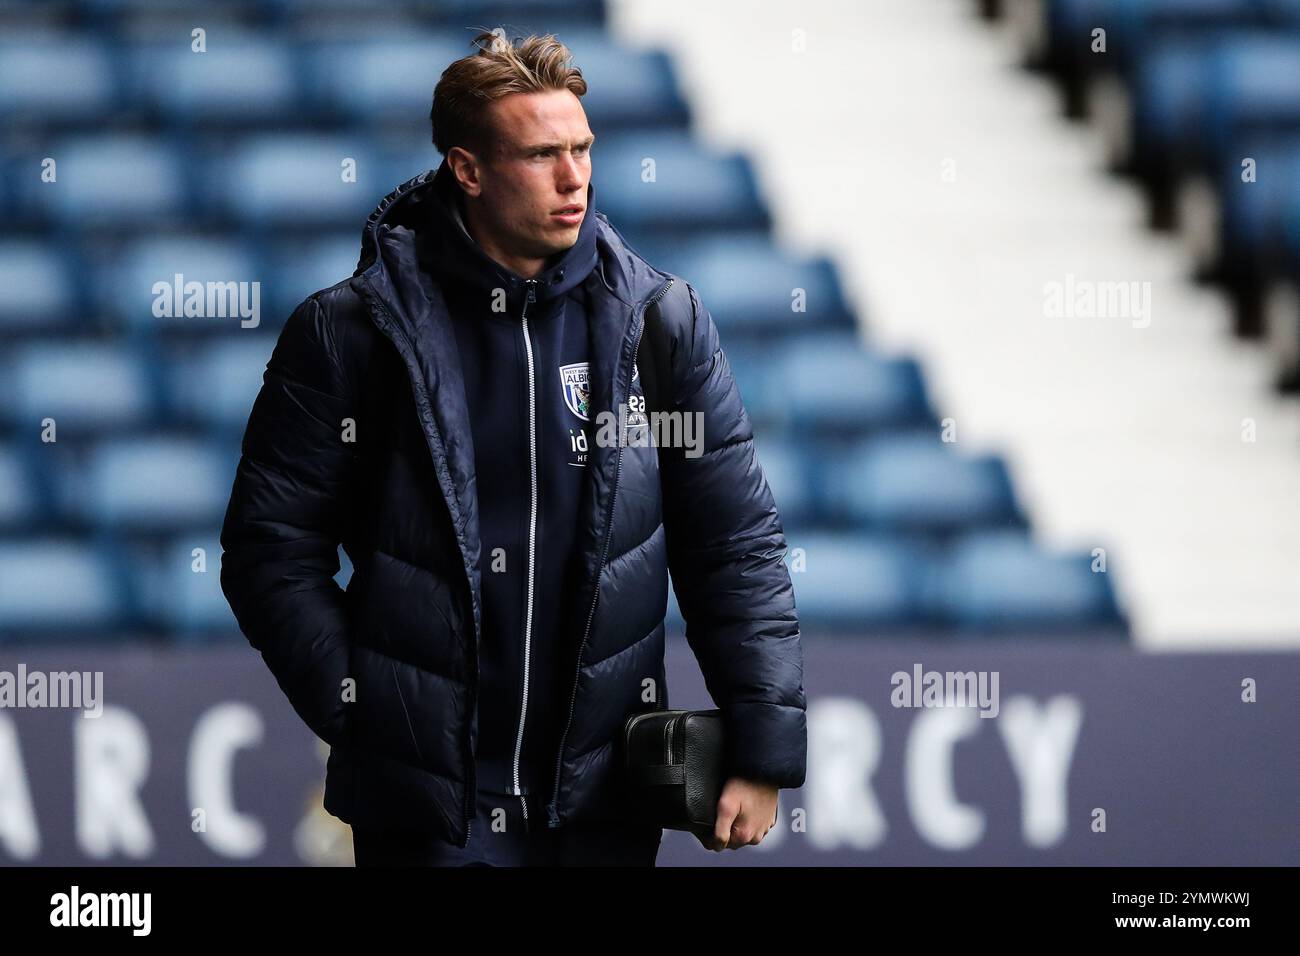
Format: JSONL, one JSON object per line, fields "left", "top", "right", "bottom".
{"left": 513, "top": 277, "right": 541, "bottom": 827}
{"left": 546, "top": 276, "right": 675, "bottom": 828}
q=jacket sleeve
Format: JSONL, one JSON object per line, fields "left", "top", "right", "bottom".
{"left": 657, "top": 280, "right": 807, "bottom": 790}
{"left": 220, "top": 294, "right": 356, "bottom": 751}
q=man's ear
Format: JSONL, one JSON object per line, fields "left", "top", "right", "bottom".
{"left": 446, "top": 147, "right": 483, "bottom": 198}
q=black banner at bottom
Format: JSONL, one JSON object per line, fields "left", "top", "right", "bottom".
{"left": 0, "top": 865, "right": 1277, "bottom": 940}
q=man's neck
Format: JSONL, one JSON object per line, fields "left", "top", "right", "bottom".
{"left": 458, "top": 193, "right": 547, "bottom": 280}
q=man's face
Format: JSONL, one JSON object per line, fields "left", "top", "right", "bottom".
{"left": 453, "top": 88, "right": 594, "bottom": 266}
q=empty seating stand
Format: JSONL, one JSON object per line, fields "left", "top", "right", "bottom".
{"left": 1007, "top": 0, "right": 1300, "bottom": 354}
{"left": 0, "top": 0, "right": 1127, "bottom": 642}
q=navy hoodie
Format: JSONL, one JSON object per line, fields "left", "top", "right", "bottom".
{"left": 419, "top": 159, "right": 600, "bottom": 819}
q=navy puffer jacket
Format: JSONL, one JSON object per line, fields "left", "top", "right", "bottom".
{"left": 219, "top": 165, "right": 807, "bottom": 847}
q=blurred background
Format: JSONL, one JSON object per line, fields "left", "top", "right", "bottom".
{"left": 0, "top": 0, "right": 1297, "bottom": 865}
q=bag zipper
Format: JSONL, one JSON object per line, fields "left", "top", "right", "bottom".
{"left": 546, "top": 276, "right": 676, "bottom": 828}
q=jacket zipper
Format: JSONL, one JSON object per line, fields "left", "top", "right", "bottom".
{"left": 513, "top": 277, "right": 540, "bottom": 827}
{"left": 546, "top": 276, "right": 675, "bottom": 828}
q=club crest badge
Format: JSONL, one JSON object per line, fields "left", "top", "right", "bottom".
{"left": 559, "top": 362, "right": 590, "bottom": 420}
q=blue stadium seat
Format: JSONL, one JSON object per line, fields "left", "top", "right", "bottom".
{"left": 18, "top": 136, "right": 188, "bottom": 227}
{"left": 166, "top": 335, "right": 278, "bottom": 431}
{"left": 0, "top": 0, "right": 76, "bottom": 19}
{"left": 303, "top": 36, "right": 464, "bottom": 122}
{"left": 1216, "top": 135, "right": 1300, "bottom": 272}
{"left": 434, "top": 0, "right": 605, "bottom": 26}
{"left": 269, "top": 235, "right": 361, "bottom": 317}
{"left": 1203, "top": 36, "right": 1300, "bottom": 158}
{"left": 70, "top": 0, "right": 269, "bottom": 34}
{"left": 206, "top": 135, "right": 383, "bottom": 227}
{"left": 104, "top": 236, "right": 261, "bottom": 328}
{"left": 1046, "top": 0, "right": 1268, "bottom": 80}
{"left": 1262, "top": 0, "right": 1300, "bottom": 23}
{"left": 0, "top": 540, "right": 124, "bottom": 634}
{"left": 1132, "top": 30, "right": 1297, "bottom": 169}
{"left": 125, "top": 36, "right": 298, "bottom": 123}
{"left": 1133, "top": 34, "right": 1218, "bottom": 162}
{"left": 77, "top": 0, "right": 257, "bottom": 14}
{"left": 0, "top": 242, "right": 77, "bottom": 329}
{"left": 750, "top": 432, "right": 816, "bottom": 526}
{"left": 778, "top": 530, "right": 929, "bottom": 629}
{"left": 715, "top": 336, "right": 770, "bottom": 412}
{"left": 0, "top": 445, "right": 39, "bottom": 528}
{"left": 556, "top": 31, "right": 689, "bottom": 129}
{"left": 149, "top": 535, "right": 240, "bottom": 636}
{"left": 382, "top": 146, "right": 439, "bottom": 192}
{"left": 930, "top": 530, "right": 1122, "bottom": 631}
{"left": 735, "top": 332, "right": 932, "bottom": 433}
{"left": 0, "top": 341, "right": 155, "bottom": 430}
{"left": 1067, "top": 1, "right": 1259, "bottom": 45}
{"left": 590, "top": 130, "right": 767, "bottom": 234}
{"left": 274, "top": 0, "right": 426, "bottom": 9}
{"left": 0, "top": 36, "right": 115, "bottom": 122}
{"left": 274, "top": 0, "right": 605, "bottom": 23}
{"left": 70, "top": 436, "right": 236, "bottom": 529}
{"left": 671, "top": 529, "right": 926, "bottom": 631}
{"left": 647, "top": 234, "right": 853, "bottom": 335}
{"left": 823, "top": 432, "right": 1021, "bottom": 533}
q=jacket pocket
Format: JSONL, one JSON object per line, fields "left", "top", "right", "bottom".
{"left": 348, "top": 642, "right": 428, "bottom": 771}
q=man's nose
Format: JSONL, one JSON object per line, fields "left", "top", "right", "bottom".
{"left": 556, "top": 151, "right": 585, "bottom": 193}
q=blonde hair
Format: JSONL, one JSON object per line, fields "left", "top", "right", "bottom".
{"left": 430, "top": 28, "right": 588, "bottom": 157}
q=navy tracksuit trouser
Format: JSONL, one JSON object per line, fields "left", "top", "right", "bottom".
{"left": 351, "top": 785, "right": 663, "bottom": 867}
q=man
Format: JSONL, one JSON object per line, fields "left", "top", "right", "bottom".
{"left": 219, "top": 29, "right": 806, "bottom": 867}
